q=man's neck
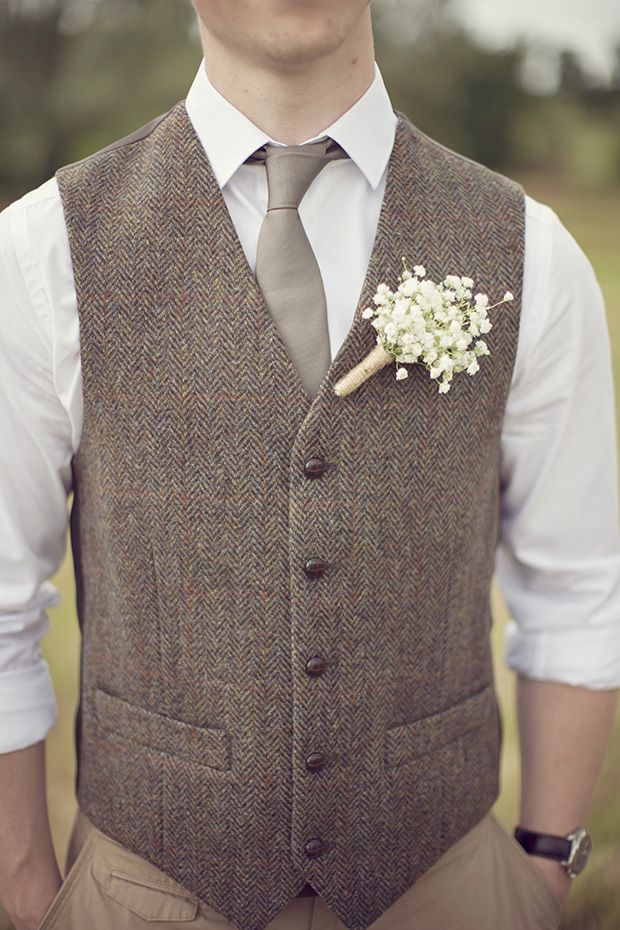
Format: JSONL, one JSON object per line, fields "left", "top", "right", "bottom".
{"left": 197, "top": 17, "right": 375, "bottom": 145}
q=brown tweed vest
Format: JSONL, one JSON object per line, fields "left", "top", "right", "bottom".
{"left": 55, "top": 98, "right": 524, "bottom": 930}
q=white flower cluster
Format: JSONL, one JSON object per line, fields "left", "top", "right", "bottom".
{"left": 361, "top": 258, "right": 514, "bottom": 393}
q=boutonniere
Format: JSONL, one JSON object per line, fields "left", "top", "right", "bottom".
{"left": 333, "top": 258, "right": 514, "bottom": 397}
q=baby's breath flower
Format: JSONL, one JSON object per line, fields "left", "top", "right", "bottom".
{"left": 398, "top": 277, "right": 419, "bottom": 298}
{"left": 349, "top": 260, "right": 513, "bottom": 394}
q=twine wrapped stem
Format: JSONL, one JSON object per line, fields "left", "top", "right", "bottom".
{"left": 333, "top": 343, "right": 393, "bottom": 397}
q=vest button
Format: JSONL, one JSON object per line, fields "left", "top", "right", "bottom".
{"left": 306, "top": 751, "right": 326, "bottom": 771}
{"left": 304, "top": 558, "right": 328, "bottom": 579}
{"left": 305, "top": 656, "right": 326, "bottom": 677}
{"left": 304, "top": 837, "right": 325, "bottom": 858}
{"left": 304, "top": 457, "right": 327, "bottom": 479}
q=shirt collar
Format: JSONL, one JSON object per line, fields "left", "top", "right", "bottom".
{"left": 184, "top": 57, "right": 397, "bottom": 191}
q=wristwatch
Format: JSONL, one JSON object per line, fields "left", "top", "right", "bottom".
{"left": 514, "top": 825, "right": 592, "bottom": 878}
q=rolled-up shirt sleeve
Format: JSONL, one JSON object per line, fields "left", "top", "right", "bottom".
{"left": 0, "top": 185, "right": 75, "bottom": 752}
{"left": 496, "top": 195, "right": 620, "bottom": 689}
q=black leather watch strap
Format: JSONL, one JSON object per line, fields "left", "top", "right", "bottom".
{"left": 514, "top": 826, "right": 571, "bottom": 861}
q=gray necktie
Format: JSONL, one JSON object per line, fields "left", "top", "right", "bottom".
{"left": 247, "top": 137, "right": 350, "bottom": 399}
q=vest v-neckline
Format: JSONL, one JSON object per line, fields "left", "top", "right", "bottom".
{"left": 180, "top": 101, "right": 409, "bottom": 415}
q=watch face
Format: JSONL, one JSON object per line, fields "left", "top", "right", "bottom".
{"left": 567, "top": 830, "right": 592, "bottom": 874}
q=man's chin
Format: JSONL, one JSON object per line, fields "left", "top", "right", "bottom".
{"left": 252, "top": 28, "right": 353, "bottom": 72}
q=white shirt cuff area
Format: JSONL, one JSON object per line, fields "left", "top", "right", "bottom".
{"left": 0, "top": 658, "right": 58, "bottom": 753}
{"left": 504, "top": 619, "right": 620, "bottom": 689}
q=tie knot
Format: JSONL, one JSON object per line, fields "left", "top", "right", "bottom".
{"left": 246, "top": 137, "right": 349, "bottom": 211}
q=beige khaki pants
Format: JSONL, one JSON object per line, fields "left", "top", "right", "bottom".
{"left": 37, "top": 807, "right": 564, "bottom": 930}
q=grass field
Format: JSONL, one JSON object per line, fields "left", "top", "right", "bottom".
{"left": 2, "top": 176, "right": 620, "bottom": 929}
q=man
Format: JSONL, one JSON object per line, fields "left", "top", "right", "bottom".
{"left": 0, "top": 1, "right": 619, "bottom": 929}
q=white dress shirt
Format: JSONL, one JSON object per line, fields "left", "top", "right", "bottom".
{"left": 1, "top": 58, "right": 620, "bottom": 755}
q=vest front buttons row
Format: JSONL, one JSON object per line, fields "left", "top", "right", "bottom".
{"left": 305, "top": 655, "right": 326, "bottom": 677}
{"left": 304, "top": 457, "right": 327, "bottom": 479}
{"left": 304, "top": 557, "right": 328, "bottom": 579}
{"left": 304, "top": 837, "right": 325, "bottom": 858}
{"left": 305, "top": 751, "right": 325, "bottom": 771}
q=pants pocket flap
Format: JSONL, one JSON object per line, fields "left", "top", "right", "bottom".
{"left": 106, "top": 868, "right": 199, "bottom": 922}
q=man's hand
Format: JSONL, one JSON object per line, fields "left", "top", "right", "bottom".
{"left": 4, "top": 867, "right": 62, "bottom": 930}
{"left": 0, "top": 740, "right": 61, "bottom": 930}
{"left": 529, "top": 854, "right": 574, "bottom": 908}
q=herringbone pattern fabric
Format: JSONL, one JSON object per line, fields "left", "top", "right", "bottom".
{"left": 55, "top": 99, "right": 524, "bottom": 930}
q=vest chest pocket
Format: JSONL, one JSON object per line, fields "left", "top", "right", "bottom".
{"left": 94, "top": 686, "right": 231, "bottom": 771}
{"left": 384, "top": 681, "right": 497, "bottom": 768}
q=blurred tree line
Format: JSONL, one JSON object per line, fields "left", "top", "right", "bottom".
{"left": 0, "top": 0, "right": 619, "bottom": 200}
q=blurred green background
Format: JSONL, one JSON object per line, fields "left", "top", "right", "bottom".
{"left": 1, "top": 0, "right": 619, "bottom": 928}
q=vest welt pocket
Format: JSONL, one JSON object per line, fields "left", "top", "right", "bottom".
{"left": 94, "top": 686, "right": 231, "bottom": 771}
{"left": 384, "top": 681, "right": 497, "bottom": 768}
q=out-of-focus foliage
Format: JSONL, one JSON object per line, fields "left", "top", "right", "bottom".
{"left": 0, "top": 0, "right": 200, "bottom": 191}
{"left": 1, "top": 0, "right": 619, "bottom": 196}
{"left": 373, "top": 2, "right": 620, "bottom": 188}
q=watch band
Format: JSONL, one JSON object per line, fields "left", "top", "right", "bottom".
{"left": 513, "top": 826, "right": 572, "bottom": 861}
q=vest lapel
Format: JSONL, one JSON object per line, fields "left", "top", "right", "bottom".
{"left": 179, "top": 102, "right": 410, "bottom": 421}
